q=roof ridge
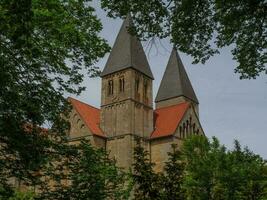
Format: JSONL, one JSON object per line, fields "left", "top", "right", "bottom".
{"left": 150, "top": 101, "right": 190, "bottom": 139}
{"left": 155, "top": 48, "right": 198, "bottom": 104}
{"left": 68, "top": 97, "right": 100, "bottom": 110}
{"left": 68, "top": 97, "right": 105, "bottom": 138}
{"left": 101, "top": 15, "right": 154, "bottom": 79}
{"left": 154, "top": 102, "right": 190, "bottom": 111}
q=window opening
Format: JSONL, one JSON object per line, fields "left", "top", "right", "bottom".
{"left": 108, "top": 80, "right": 113, "bottom": 95}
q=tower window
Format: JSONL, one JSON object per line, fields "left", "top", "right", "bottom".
{"left": 135, "top": 77, "right": 139, "bottom": 92}
{"left": 108, "top": 80, "right": 113, "bottom": 95}
{"left": 143, "top": 79, "right": 149, "bottom": 104}
{"left": 119, "top": 77, "right": 125, "bottom": 92}
{"left": 143, "top": 79, "right": 148, "bottom": 98}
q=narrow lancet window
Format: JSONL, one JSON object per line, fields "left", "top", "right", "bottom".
{"left": 135, "top": 77, "right": 139, "bottom": 93}
{"left": 119, "top": 77, "right": 125, "bottom": 92}
{"left": 108, "top": 80, "right": 113, "bottom": 95}
{"left": 144, "top": 79, "right": 148, "bottom": 98}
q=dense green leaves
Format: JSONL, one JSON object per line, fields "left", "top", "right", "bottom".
{"left": 0, "top": 0, "right": 109, "bottom": 198}
{"left": 7, "top": 190, "right": 35, "bottom": 200}
{"left": 132, "top": 139, "right": 161, "bottom": 200}
{"left": 161, "top": 144, "right": 186, "bottom": 200}
{"left": 132, "top": 136, "right": 267, "bottom": 200}
{"left": 101, "top": 0, "right": 168, "bottom": 39}
{"left": 39, "top": 140, "right": 129, "bottom": 200}
{"left": 101, "top": 0, "right": 267, "bottom": 79}
{"left": 177, "top": 136, "right": 267, "bottom": 200}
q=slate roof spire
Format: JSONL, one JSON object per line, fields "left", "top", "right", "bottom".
{"left": 101, "top": 14, "right": 154, "bottom": 79}
{"left": 155, "top": 47, "right": 199, "bottom": 104}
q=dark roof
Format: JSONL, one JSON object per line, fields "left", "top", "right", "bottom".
{"left": 101, "top": 15, "right": 154, "bottom": 79}
{"left": 155, "top": 48, "right": 199, "bottom": 104}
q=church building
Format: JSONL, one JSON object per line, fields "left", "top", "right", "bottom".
{"left": 67, "top": 16, "right": 204, "bottom": 172}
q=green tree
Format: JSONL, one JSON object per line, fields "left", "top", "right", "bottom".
{"left": 182, "top": 135, "right": 267, "bottom": 200}
{"left": 131, "top": 135, "right": 266, "bottom": 200}
{"left": 0, "top": 0, "right": 109, "bottom": 197}
{"left": 132, "top": 138, "right": 161, "bottom": 200}
{"left": 101, "top": 0, "right": 267, "bottom": 79}
{"left": 7, "top": 190, "right": 35, "bottom": 200}
{"left": 221, "top": 141, "right": 267, "bottom": 200}
{"left": 182, "top": 135, "right": 215, "bottom": 200}
{"left": 161, "top": 144, "right": 186, "bottom": 200}
{"left": 39, "top": 140, "right": 129, "bottom": 200}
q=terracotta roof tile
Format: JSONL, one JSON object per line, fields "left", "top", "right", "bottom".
{"left": 151, "top": 102, "right": 190, "bottom": 139}
{"left": 68, "top": 97, "right": 105, "bottom": 138}
{"left": 68, "top": 97, "right": 189, "bottom": 139}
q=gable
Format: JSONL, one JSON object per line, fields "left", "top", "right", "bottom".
{"left": 173, "top": 105, "right": 204, "bottom": 138}
{"left": 68, "top": 109, "right": 92, "bottom": 139}
{"left": 151, "top": 102, "right": 190, "bottom": 139}
{"left": 68, "top": 97, "right": 105, "bottom": 138}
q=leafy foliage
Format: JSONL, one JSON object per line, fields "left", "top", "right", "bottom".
{"left": 182, "top": 136, "right": 267, "bottom": 200}
{"left": 0, "top": 0, "right": 109, "bottom": 197}
{"left": 132, "top": 141, "right": 185, "bottom": 200}
{"left": 7, "top": 190, "right": 35, "bottom": 200}
{"left": 132, "top": 138, "right": 161, "bottom": 200}
{"left": 101, "top": 0, "right": 267, "bottom": 79}
{"left": 161, "top": 144, "right": 186, "bottom": 200}
{"left": 132, "top": 136, "right": 267, "bottom": 200}
{"left": 39, "top": 140, "right": 129, "bottom": 200}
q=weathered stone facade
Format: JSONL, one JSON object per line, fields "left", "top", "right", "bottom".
{"left": 67, "top": 15, "right": 204, "bottom": 172}
{"left": 100, "top": 68, "right": 153, "bottom": 168}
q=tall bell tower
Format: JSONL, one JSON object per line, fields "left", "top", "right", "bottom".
{"left": 155, "top": 47, "right": 199, "bottom": 115}
{"left": 100, "top": 15, "right": 154, "bottom": 169}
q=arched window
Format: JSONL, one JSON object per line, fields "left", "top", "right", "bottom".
{"left": 186, "top": 120, "right": 190, "bottom": 136}
{"left": 143, "top": 79, "right": 149, "bottom": 103}
{"left": 119, "top": 77, "right": 125, "bottom": 92}
{"left": 144, "top": 79, "right": 148, "bottom": 97}
{"left": 183, "top": 123, "right": 186, "bottom": 138}
{"left": 108, "top": 80, "right": 113, "bottom": 95}
{"left": 185, "top": 123, "right": 188, "bottom": 136}
{"left": 135, "top": 76, "right": 140, "bottom": 92}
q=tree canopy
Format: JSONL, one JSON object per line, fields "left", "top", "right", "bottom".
{"left": 101, "top": 0, "right": 267, "bottom": 79}
{"left": 0, "top": 0, "right": 109, "bottom": 197}
{"left": 39, "top": 140, "right": 129, "bottom": 200}
{"left": 131, "top": 136, "right": 267, "bottom": 200}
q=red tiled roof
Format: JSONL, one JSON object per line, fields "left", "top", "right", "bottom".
{"left": 151, "top": 102, "right": 190, "bottom": 139}
{"left": 69, "top": 97, "right": 189, "bottom": 139}
{"left": 68, "top": 97, "right": 105, "bottom": 138}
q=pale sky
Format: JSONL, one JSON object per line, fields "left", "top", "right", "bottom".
{"left": 73, "top": 1, "right": 267, "bottom": 159}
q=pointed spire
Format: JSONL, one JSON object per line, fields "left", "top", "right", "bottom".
{"left": 101, "top": 14, "right": 154, "bottom": 79}
{"left": 155, "top": 48, "right": 199, "bottom": 104}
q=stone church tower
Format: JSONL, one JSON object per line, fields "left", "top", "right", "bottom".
{"left": 67, "top": 15, "right": 204, "bottom": 171}
{"left": 99, "top": 16, "right": 154, "bottom": 168}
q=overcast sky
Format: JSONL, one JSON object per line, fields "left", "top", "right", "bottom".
{"left": 73, "top": 1, "right": 267, "bottom": 159}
